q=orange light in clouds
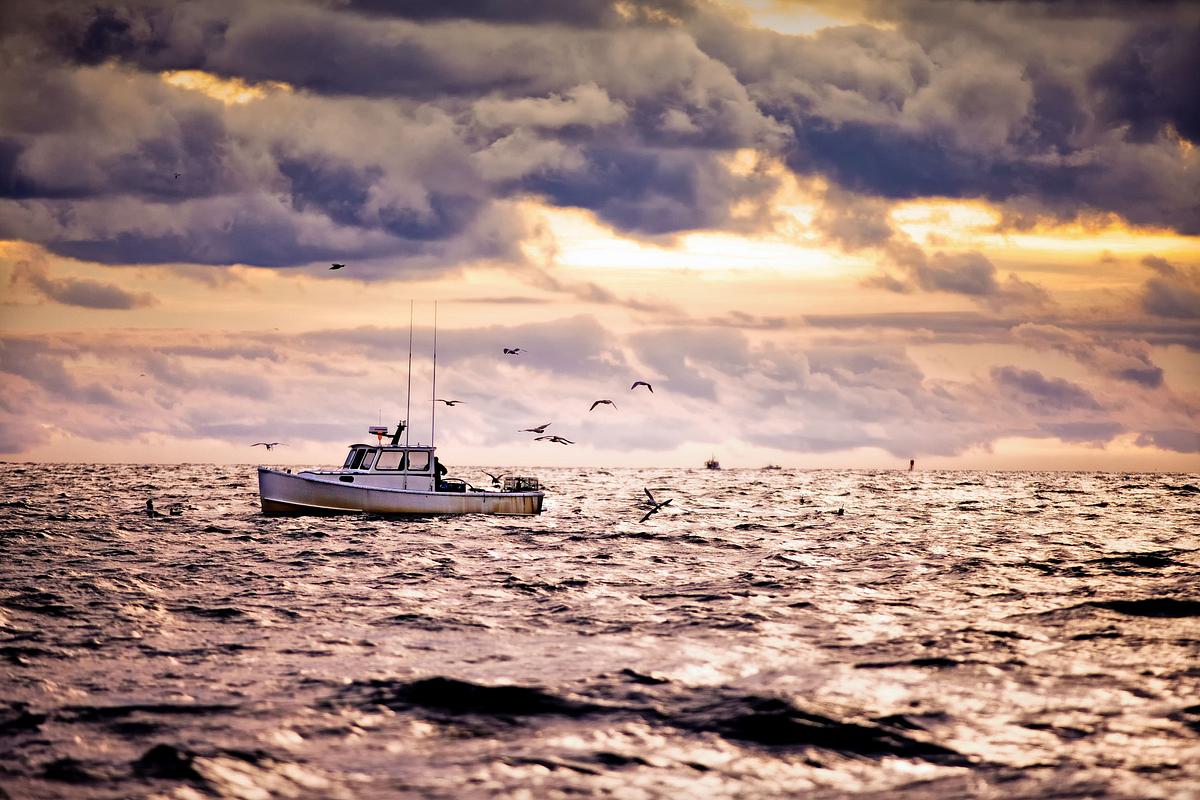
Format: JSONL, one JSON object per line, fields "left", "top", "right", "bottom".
{"left": 160, "top": 70, "right": 293, "bottom": 104}
{"left": 891, "top": 198, "right": 1200, "bottom": 256}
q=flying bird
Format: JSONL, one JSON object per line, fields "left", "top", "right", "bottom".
{"left": 252, "top": 442, "right": 286, "bottom": 451}
{"left": 435, "top": 399, "right": 465, "bottom": 406}
{"left": 640, "top": 487, "right": 673, "bottom": 522}
{"left": 483, "top": 471, "right": 507, "bottom": 487}
{"left": 502, "top": 347, "right": 525, "bottom": 355}
{"left": 535, "top": 435, "right": 574, "bottom": 445}
{"left": 520, "top": 423, "right": 551, "bottom": 433}
{"left": 590, "top": 399, "right": 617, "bottom": 411}
{"left": 329, "top": 263, "right": 346, "bottom": 270}
{"left": 630, "top": 381, "right": 653, "bottom": 393}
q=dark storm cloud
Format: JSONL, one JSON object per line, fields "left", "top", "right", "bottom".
{"left": 517, "top": 146, "right": 776, "bottom": 235}
{"left": 1090, "top": 21, "right": 1200, "bottom": 143}
{"left": 1, "top": 0, "right": 1198, "bottom": 269}
{"left": 344, "top": 0, "right": 700, "bottom": 27}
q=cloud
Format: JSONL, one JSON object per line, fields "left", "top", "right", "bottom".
{"left": 1011, "top": 323, "right": 1165, "bottom": 388}
{"left": 0, "top": 310, "right": 1193, "bottom": 461}
{"left": 474, "top": 83, "right": 628, "bottom": 130}
{"left": 1038, "top": 421, "right": 1124, "bottom": 446}
{"left": 0, "top": 0, "right": 1195, "bottom": 275}
{"left": 1139, "top": 255, "right": 1200, "bottom": 320}
{"left": 12, "top": 263, "right": 155, "bottom": 309}
{"left": 990, "top": 366, "right": 1101, "bottom": 412}
{"left": 1090, "top": 21, "right": 1200, "bottom": 144}
{"left": 878, "top": 246, "right": 1053, "bottom": 310}
{"left": 1134, "top": 428, "right": 1200, "bottom": 454}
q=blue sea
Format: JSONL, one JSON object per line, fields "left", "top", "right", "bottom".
{"left": 1, "top": 465, "right": 1198, "bottom": 798}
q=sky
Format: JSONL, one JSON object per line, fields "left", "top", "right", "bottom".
{"left": 0, "top": 0, "right": 1197, "bottom": 470}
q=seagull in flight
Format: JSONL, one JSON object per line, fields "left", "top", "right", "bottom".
{"left": 329, "top": 263, "right": 346, "bottom": 270}
{"left": 640, "top": 488, "right": 673, "bottom": 522}
{"left": 252, "top": 442, "right": 286, "bottom": 451}
{"left": 589, "top": 399, "right": 617, "bottom": 411}
{"left": 520, "top": 423, "right": 551, "bottom": 433}
{"left": 483, "top": 471, "right": 506, "bottom": 487}
{"left": 630, "top": 381, "right": 653, "bottom": 393}
{"left": 435, "top": 399, "right": 465, "bottom": 406}
{"left": 535, "top": 435, "right": 574, "bottom": 445}
{"left": 502, "top": 347, "right": 525, "bottom": 355}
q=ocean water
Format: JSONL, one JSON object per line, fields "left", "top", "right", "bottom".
{"left": 1, "top": 464, "right": 1198, "bottom": 799}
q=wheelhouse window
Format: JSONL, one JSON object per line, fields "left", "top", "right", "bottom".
{"left": 406, "top": 450, "right": 431, "bottom": 471}
{"left": 346, "top": 448, "right": 376, "bottom": 470}
{"left": 375, "top": 450, "right": 405, "bottom": 470}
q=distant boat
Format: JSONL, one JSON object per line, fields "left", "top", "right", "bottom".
{"left": 257, "top": 423, "right": 543, "bottom": 516}
{"left": 762, "top": 464, "right": 782, "bottom": 470}
{"left": 705, "top": 456, "right": 721, "bottom": 470}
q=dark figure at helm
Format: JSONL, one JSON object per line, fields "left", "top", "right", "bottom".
{"left": 434, "top": 457, "right": 449, "bottom": 490}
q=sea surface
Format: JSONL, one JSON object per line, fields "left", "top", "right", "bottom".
{"left": 1, "top": 464, "right": 1198, "bottom": 799}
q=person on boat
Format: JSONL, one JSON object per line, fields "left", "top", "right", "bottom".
{"left": 434, "top": 457, "right": 449, "bottom": 490}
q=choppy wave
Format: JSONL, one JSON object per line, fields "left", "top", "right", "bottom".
{"left": 1, "top": 464, "right": 1198, "bottom": 798}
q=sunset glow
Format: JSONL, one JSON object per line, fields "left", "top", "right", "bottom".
{"left": 0, "top": 0, "right": 1195, "bottom": 469}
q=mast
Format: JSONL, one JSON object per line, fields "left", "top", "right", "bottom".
{"left": 404, "top": 300, "right": 413, "bottom": 489}
{"left": 431, "top": 301, "right": 438, "bottom": 450}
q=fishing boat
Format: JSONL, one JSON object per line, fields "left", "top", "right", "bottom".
{"left": 257, "top": 422, "right": 543, "bottom": 516}
{"left": 705, "top": 456, "right": 721, "bottom": 470}
{"left": 257, "top": 301, "right": 543, "bottom": 516}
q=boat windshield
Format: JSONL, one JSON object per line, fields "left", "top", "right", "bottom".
{"left": 344, "top": 448, "right": 377, "bottom": 470}
{"left": 407, "top": 450, "right": 431, "bottom": 471}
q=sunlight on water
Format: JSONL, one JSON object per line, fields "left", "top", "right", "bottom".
{"left": 0, "top": 465, "right": 1197, "bottom": 798}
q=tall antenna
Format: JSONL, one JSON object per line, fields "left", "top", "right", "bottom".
{"left": 404, "top": 300, "right": 413, "bottom": 489}
{"left": 431, "top": 301, "right": 438, "bottom": 449}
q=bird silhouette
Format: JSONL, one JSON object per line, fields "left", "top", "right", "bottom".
{"left": 630, "top": 381, "right": 653, "bottom": 393}
{"left": 435, "top": 399, "right": 465, "bottom": 406}
{"left": 252, "top": 442, "right": 285, "bottom": 451}
{"left": 173, "top": 173, "right": 181, "bottom": 180}
{"left": 502, "top": 347, "right": 524, "bottom": 355}
{"left": 589, "top": 399, "right": 617, "bottom": 411}
{"left": 483, "top": 471, "right": 507, "bottom": 487}
{"left": 520, "top": 423, "right": 551, "bottom": 433}
{"left": 535, "top": 435, "right": 574, "bottom": 445}
{"left": 640, "top": 487, "right": 673, "bottom": 522}
{"left": 329, "top": 263, "right": 346, "bottom": 270}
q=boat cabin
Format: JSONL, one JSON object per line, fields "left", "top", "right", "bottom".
{"left": 342, "top": 444, "right": 434, "bottom": 473}
{"left": 321, "top": 443, "right": 441, "bottom": 492}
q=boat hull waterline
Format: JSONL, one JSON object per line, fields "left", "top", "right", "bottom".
{"left": 257, "top": 468, "right": 544, "bottom": 516}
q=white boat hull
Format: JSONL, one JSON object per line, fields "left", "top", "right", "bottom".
{"left": 257, "top": 468, "right": 544, "bottom": 516}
